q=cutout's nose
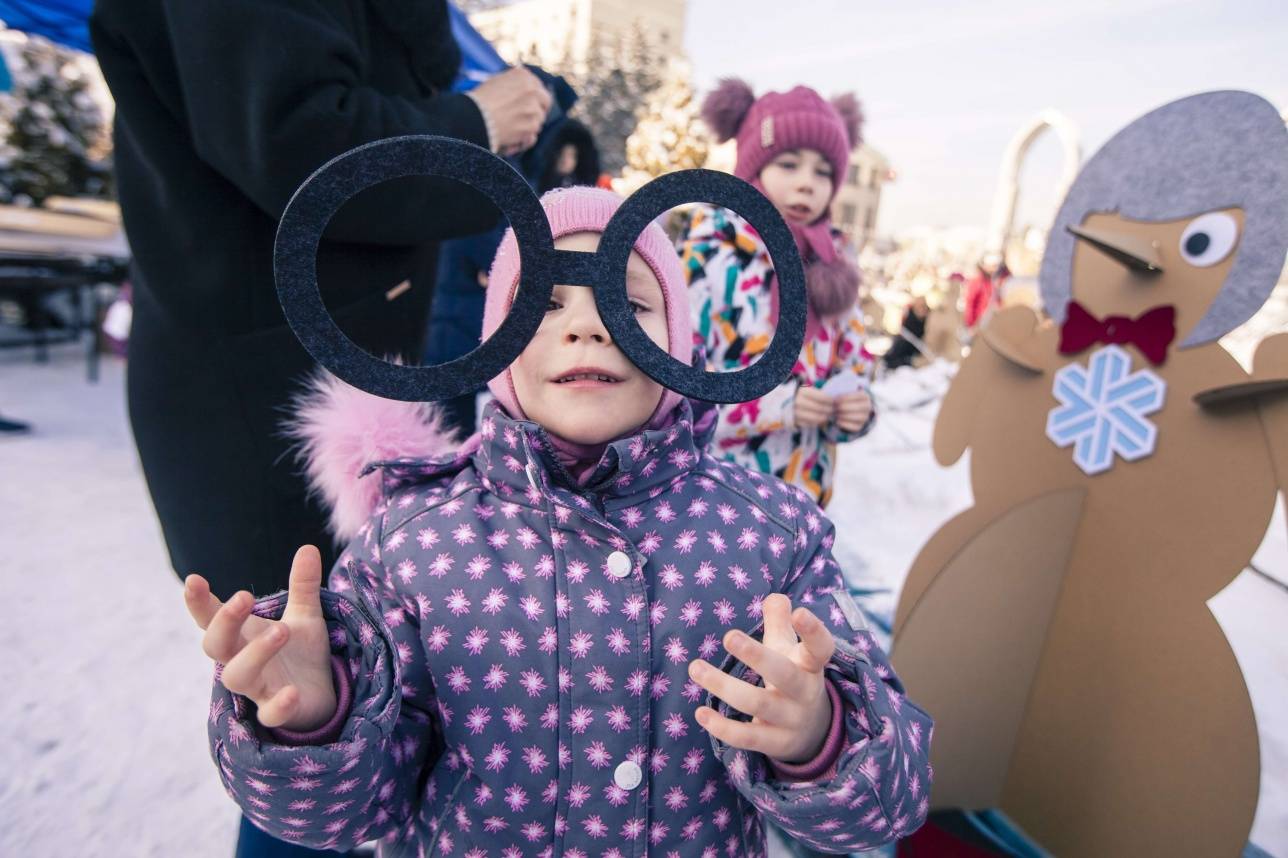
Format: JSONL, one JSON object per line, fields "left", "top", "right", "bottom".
{"left": 1067, "top": 225, "right": 1164, "bottom": 274}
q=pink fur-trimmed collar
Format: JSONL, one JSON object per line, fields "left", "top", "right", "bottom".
{"left": 285, "top": 370, "right": 459, "bottom": 543}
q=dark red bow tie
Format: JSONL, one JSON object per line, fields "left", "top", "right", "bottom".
{"left": 1058, "top": 301, "right": 1176, "bottom": 366}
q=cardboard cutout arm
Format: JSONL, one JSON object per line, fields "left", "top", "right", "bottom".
{"left": 932, "top": 348, "right": 979, "bottom": 466}
{"left": 1194, "top": 332, "right": 1288, "bottom": 407}
{"left": 1251, "top": 335, "right": 1288, "bottom": 520}
{"left": 979, "top": 306, "right": 1047, "bottom": 373}
{"left": 933, "top": 307, "right": 1046, "bottom": 466}
{"left": 152, "top": 0, "right": 497, "bottom": 246}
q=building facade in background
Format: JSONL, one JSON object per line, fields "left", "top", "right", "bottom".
{"left": 465, "top": 0, "right": 887, "bottom": 249}
{"left": 831, "top": 144, "right": 890, "bottom": 251}
{"left": 466, "top": 0, "right": 685, "bottom": 74}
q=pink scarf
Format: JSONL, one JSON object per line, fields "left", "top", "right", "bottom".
{"left": 545, "top": 433, "right": 609, "bottom": 484}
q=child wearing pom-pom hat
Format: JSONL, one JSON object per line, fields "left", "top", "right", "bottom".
{"left": 683, "top": 79, "right": 875, "bottom": 507}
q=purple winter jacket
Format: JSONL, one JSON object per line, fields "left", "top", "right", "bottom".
{"left": 207, "top": 396, "right": 933, "bottom": 856}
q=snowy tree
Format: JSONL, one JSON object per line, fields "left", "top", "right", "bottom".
{"left": 0, "top": 36, "right": 114, "bottom": 207}
{"left": 618, "top": 59, "right": 709, "bottom": 191}
{"left": 554, "top": 21, "right": 663, "bottom": 175}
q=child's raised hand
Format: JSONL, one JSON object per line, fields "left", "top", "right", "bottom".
{"left": 184, "top": 545, "right": 337, "bottom": 732}
{"left": 834, "top": 390, "right": 873, "bottom": 432}
{"left": 793, "top": 387, "right": 834, "bottom": 428}
{"left": 689, "top": 593, "right": 835, "bottom": 764}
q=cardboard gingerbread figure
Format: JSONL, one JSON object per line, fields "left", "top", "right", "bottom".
{"left": 891, "top": 91, "right": 1288, "bottom": 856}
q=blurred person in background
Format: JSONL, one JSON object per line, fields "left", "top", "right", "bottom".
{"left": 883, "top": 293, "right": 930, "bottom": 370}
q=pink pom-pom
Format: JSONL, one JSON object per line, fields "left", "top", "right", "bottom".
{"left": 701, "top": 78, "right": 756, "bottom": 142}
{"left": 831, "top": 93, "right": 864, "bottom": 148}
{"left": 806, "top": 256, "right": 861, "bottom": 318}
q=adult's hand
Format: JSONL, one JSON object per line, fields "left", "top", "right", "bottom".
{"left": 469, "top": 66, "right": 552, "bottom": 155}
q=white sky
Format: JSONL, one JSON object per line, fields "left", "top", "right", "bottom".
{"left": 684, "top": 0, "right": 1288, "bottom": 235}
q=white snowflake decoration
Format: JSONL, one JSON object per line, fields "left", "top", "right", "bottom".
{"left": 1046, "top": 344, "right": 1167, "bottom": 475}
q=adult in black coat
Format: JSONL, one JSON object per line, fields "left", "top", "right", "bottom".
{"left": 92, "top": 2, "right": 552, "bottom": 856}
{"left": 88, "top": 0, "right": 550, "bottom": 599}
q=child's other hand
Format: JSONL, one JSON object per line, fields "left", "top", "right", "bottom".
{"left": 184, "top": 545, "right": 337, "bottom": 732}
{"left": 834, "top": 391, "right": 873, "bottom": 432}
{"left": 793, "top": 387, "right": 833, "bottom": 428}
{"left": 688, "top": 594, "right": 835, "bottom": 764}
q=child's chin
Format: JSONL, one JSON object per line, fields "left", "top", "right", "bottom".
{"left": 548, "top": 415, "right": 639, "bottom": 446}
{"left": 554, "top": 424, "right": 623, "bottom": 445}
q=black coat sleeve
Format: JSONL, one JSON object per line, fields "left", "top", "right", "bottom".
{"left": 158, "top": 0, "right": 499, "bottom": 245}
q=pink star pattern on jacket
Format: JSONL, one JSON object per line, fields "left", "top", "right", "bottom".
{"left": 209, "top": 399, "right": 932, "bottom": 856}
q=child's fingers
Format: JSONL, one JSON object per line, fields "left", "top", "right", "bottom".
{"left": 219, "top": 622, "right": 290, "bottom": 698}
{"left": 791, "top": 608, "right": 836, "bottom": 674}
{"left": 761, "top": 594, "right": 797, "bottom": 652}
{"left": 798, "top": 401, "right": 830, "bottom": 425}
{"left": 694, "top": 705, "right": 793, "bottom": 757}
{"left": 201, "top": 590, "right": 255, "bottom": 664}
{"left": 183, "top": 574, "right": 223, "bottom": 630}
{"left": 687, "top": 660, "right": 783, "bottom": 723}
{"left": 283, "top": 545, "right": 323, "bottom": 622}
{"left": 253, "top": 684, "right": 301, "bottom": 730}
{"left": 723, "top": 629, "right": 808, "bottom": 700}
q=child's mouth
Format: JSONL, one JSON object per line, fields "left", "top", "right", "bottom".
{"left": 785, "top": 204, "right": 813, "bottom": 221}
{"left": 552, "top": 369, "right": 623, "bottom": 388}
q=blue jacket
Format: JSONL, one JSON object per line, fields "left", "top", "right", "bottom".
{"left": 208, "top": 399, "right": 933, "bottom": 856}
{"left": 423, "top": 224, "right": 505, "bottom": 370}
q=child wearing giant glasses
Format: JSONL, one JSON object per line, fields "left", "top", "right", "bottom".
{"left": 182, "top": 141, "right": 931, "bottom": 856}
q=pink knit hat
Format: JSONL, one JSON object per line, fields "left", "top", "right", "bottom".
{"left": 702, "top": 79, "right": 862, "bottom": 205}
{"left": 482, "top": 186, "right": 692, "bottom": 427}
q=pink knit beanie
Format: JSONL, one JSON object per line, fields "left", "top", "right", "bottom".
{"left": 702, "top": 79, "right": 862, "bottom": 205}
{"left": 482, "top": 186, "right": 692, "bottom": 426}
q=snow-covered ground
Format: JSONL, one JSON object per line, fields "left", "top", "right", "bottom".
{"left": 2, "top": 341, "right": 1285, "bottom": 856}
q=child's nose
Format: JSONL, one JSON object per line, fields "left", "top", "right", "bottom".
{"left": 562, "top": 295, "right": 611, "bottom": 344}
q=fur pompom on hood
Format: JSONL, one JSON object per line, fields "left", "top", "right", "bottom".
{"left": 285, "top": 369, "right": 459, "bottom": 543}
{"left": 701, "top": 77, "right": 756, "bottom": 142}
{"left": 830, "top": 92, "right": 864, "bottom": 149}
{"left": 806, "top": 253, "right": 862, "bottom": 318}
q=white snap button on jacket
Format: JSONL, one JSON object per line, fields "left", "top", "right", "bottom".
{"left": 614, "top": 760, "right": 643, "bottom": 791}
{"left": 607, "top": 551, "right": 632, "bottom": 579}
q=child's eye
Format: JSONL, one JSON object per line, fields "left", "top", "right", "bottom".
{"left": 546, "top": 300, "right": 562, "bottom": 313}
{"left": 629, "top": 300, "right": 648, "bottom": 315}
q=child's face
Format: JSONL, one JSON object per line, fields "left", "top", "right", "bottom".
{"left": 509, "top": 231, "right": 669, "bottom": 445}
{"left": 758, "top": 148, "right": 834, "bottom": 225}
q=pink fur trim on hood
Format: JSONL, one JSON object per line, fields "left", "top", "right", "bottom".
{"left": 285, "top": 369, "right": 459, "bottom": 543}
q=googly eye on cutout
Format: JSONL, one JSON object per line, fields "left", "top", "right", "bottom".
{"left": 1178, "top": 211, "right": 1239, "bottom": 267}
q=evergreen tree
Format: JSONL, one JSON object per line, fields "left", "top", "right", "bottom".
{"left": 556, "top": 21, "right": 662, "bottom": 175}
{"left": 620, "top": 58, "right": 708, "bottom": 191}
{"left": 0, "top": 36, "right": 114, "bottom": 207}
